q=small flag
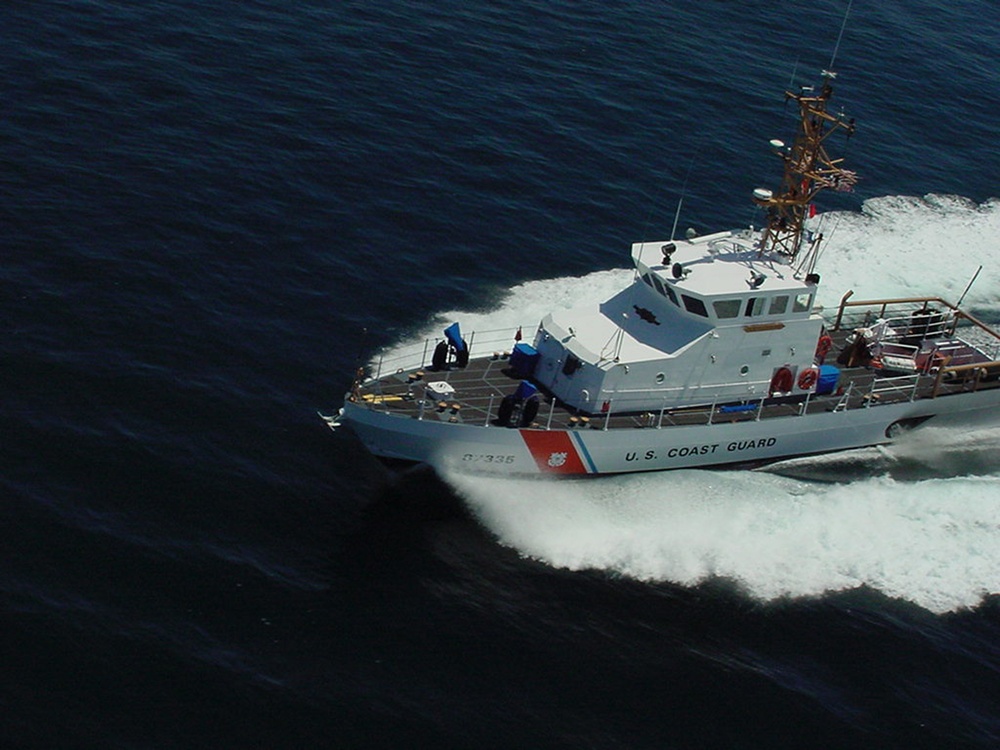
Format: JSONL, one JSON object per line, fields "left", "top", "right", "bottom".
{"left": 808, "top": 204, "right": 817, "bottom": 218}
{"left": 514, "top": 326, "right": 522, "bottom": 342}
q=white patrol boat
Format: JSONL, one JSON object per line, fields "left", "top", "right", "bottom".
{"left": 324, "top": 71, "right": 1000, "bottom": 476}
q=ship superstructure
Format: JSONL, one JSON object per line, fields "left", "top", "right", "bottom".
{"left": 529, "top": 72, "right": 858, "bottom": 416}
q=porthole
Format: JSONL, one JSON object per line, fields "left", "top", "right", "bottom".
{"left": 739, "top": 364, "right": 750, "bottom": 377}
{"left": 655, "top": 373, "right": 665, "bottom": 384}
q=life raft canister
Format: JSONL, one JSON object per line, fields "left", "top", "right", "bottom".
{"left": 797, "top": 366, "right": 820, "bottom": 390}
{"left": 769, "top": 366, "right": 794, "bottom": 395}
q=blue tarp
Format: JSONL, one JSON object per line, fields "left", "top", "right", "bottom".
{"left": 444, "top": 322, "right": 466, "bottom": 352}
{"left": 509, "top": 342, "right": 539, "bottom": 378}
{"left": 719, "top": 403, "right": 759, "bottom": 413}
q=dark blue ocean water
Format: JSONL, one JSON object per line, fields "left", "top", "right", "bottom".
{"left": 4, "top": 1, "right": 1000, "bottom": 748}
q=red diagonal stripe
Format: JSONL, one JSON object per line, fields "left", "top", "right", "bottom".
{"left": 519, "top": 430, "right": 588, "bottom": 474}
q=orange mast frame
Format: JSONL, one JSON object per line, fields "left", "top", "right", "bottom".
{"left": 755, "top": 72, "right": 858, "bottom": 261}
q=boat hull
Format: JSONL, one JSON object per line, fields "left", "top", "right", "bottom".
{"left": 339, "top": 388, "right": 1000, "bottom": 476}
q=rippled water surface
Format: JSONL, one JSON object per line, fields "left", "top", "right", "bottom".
{"left": 3, "top": 1, "right": 1000, "bottom": 748}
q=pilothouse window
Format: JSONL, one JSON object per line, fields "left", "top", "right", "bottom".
{"left": 641, "top": 272, "right": 674, "bottom": 303}
{"left": 682, "top": 294, "right": 708, "bottom": 317}
{"left": 769, "top": 295, "right": 789, "bottom": 315}
{"left": 713, "top": 299, "right": 741, "bottom": 319}
{"left": 745, "top": 297, "right": 767, "bottom": 317}
{"left": 793, "top": 293, "right": 813, "bottom": 313}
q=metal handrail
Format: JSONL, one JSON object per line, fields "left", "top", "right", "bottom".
{"left": 932, "top": 360, "right": 1000, "bottom": 397}
{"left": 833, "top": 292, "right": 1000, "bottom": 344}
{"left": 867, "top": 373, "right": 921, "bottom": 402}
{"left": 364, "top": 325, "right": 534, "bottom": 381}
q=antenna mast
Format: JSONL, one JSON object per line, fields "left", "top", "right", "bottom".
{"left": 753, "top": 73, "right": 857, "bottom": 262}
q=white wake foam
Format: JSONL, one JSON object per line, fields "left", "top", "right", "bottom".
{"left": 427, "top": 194, "right": 1000, "bottom": 613}
{"left": 447, "top": 456, "right": 1000, "bottom": 614}
{"left": 810, "top": 194, "right": 1000, "bottom": 309}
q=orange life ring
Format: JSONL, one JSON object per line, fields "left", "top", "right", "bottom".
{"left": 769, "top": 366, "right": 794, "bottom": 395}
{"left": 815, "top": 334, "right": 833, "bottom": 360}
{"left": 798, "top": 366, "right": 819, "bottom": 390}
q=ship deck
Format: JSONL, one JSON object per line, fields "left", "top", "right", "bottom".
{"left": 352, "top": 327, "right": 1000, "bottom": 432}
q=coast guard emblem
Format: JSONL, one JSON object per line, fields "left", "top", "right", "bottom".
{"left": 520, "top": 432, "right": 587, "bottom": 474}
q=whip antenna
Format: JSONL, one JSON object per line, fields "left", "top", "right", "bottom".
{"left": 669, "top": 149, "right": 700, "bottom": 241}
{"left": 828, "top": 0, "right": 853, "bottom": 71}
{"left": 956, "top": 265, "right": 983, "bottom": 308}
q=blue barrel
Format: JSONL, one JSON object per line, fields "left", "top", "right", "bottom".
{"left": 817, "top": 364, "right": 840, "bottom": 395}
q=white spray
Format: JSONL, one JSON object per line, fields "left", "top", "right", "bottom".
{"left": 410, "top": 195, "right": 1000, "bottom": 613}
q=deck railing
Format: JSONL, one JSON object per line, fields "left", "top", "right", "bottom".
{"left": 832, "top": 291, "right": 1000, "bottom": 344}
{"left": 831, "top": 291, "right": 1000, "bottom": 394}
{"left": 865, "top": 373, "right": 921, "bottom": 405}
{"left": 359, "top": 360, "right": 990, "bottom": 428}
{"left": 365, "top": 325, "right": 534, "bottom": 382}
{"left": 931, "top": 361, "right": 998, "bottom": 398}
